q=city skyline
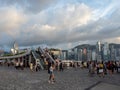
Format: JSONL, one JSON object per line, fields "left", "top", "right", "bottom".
{"left": 1, "top": 40, "right": 120, "bottom": 52}
{"left": 61, "top": 42, "right": 120, "bottom": 61}
{"left": 0, "top": 0, "right": 120, "bottom": 50}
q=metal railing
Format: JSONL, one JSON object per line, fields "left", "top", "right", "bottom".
{"left": 31, "top": 50, "right": 44, "bottom": 70}
{"left": 0, "top": 50, "right": 30, "bottom": 59}
{"left": 39, "top": 47, "right": 56, "bottom": 64}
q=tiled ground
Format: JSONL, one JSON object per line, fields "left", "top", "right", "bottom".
{"left": 0, "top": 66, "right": 120, "bottom": 90}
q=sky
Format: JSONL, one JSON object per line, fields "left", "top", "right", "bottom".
{"left": 0, "top": 0, "right": 120, "bottom": 51}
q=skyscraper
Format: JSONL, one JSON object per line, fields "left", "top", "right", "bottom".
{"left": 96, "top": 41, "right": 102, "bottom": 61}
{"left": 78, "top": 49, "right": 83, "bottom": 61}
{"left": 110, "top": 45, "right": 115, "bottom": 60}
{"left": 103, "top": 42, "right": 109, "bottom": 61}
{"left": 92, "top": 51, "right": 96, "bottom": 61}
{"left": 74, "top": 48, "right": 78, "bottom": 60}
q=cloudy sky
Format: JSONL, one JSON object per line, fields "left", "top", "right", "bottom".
{"left": 0, "top": 0, "right": 120, "bottom": 50}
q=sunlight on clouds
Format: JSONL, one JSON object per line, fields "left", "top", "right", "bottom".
{"left": 0, "top": 0, "right": 120, "bottom": 49}
{"left": 117, "top": 37, "right": 120, "bottom": 43}
{"left": 103, "top": 37, "right": 120, "bottom": 44}
{"left": 31, "top": 24, "right": 56, "bottom": 34}
{"left": 25, "top": 3, "right": 92, "bottom": 40}
{"left": 41, "top": 24, "right": 56, "bottom": 31}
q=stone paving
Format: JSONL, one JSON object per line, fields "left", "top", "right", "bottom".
{"left": 0, "top": 66, "right": 120, "bottom": 90}
{"left": 89, "top": 82, "right": 120, "bottom": 90}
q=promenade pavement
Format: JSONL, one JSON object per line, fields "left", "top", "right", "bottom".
{"left": 0, "top": 66, "right": 120, "bottom": 90}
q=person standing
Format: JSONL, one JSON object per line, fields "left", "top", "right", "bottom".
{"left": 107, "top": 61, "right": 114, "bottom": 75}
{"left": 59, "top": 60, "right": 63, "bottom": 71}
{"left": 98, "top": 62, "right": 104, "bottom": 77}
{"left": 15, "top": 61, "right": 19, "bottom": 70}
{"left": 48, "top": 64, "right": 55, "bottom": 84}
{"left": 89, "top": 61, "right": 94, "bottom": 77}
{"left": 47, "top": 58, "right": 51, "bottom": 74}
{"left": 30, "top": 62, "right": 34, "bottom": 72}
{"left": 20, "top": 61, "right": 24, "bottom": 70}
{"left": 96, "top": 62, "right": 99, "bottom": 75}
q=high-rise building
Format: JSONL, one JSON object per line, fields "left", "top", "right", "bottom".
{"left": 82, "top": 48, "right": 87, "bottom": 61}
{"left": 114, "top": 48, "right": 120, "bottom": 61}
{"left": 78, "top": 49, "right": 83, "bottom": 61}
{"left": 68, "top": 49, "right": 74, "bottom": 60}
{"left": 96, "top": 41, "right": 102, "bottom": 61}
{"left": 61, "top": 50, "right": 68, "bottom": 60}
{"left": 103, "top": 42, "right": 109, "bottom": 61}
{"left": 98, "top": 41, "right": 101, "bottom": 52}
{"left": 74, "top": 48, "right": 78, "bottom": 60}
{"left": 110, "top": 45, "right": 115, "bottom": 60}
{"left": 92, "top": 51, "right": 96, "bottom": 61}
{"left": 87, "top": 49, "right": 92, "bottom": 61}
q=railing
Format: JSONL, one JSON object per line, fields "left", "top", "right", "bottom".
{"left": 0, "top": 50, "right": 30, "bottom": 59}
{"left": 39, "top": 47, "right": 56, "bottom": 64}
{"left": 31, "top": 50, "right": 44, "bottom": 70}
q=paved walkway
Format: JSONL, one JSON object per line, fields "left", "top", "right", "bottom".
{"left": 89, "top": 82, "right": 120, "bottom": 90}
{"left": 0, "top": 66, "right": 120, "bottom": 90}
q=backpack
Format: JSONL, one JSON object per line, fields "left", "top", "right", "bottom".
{"left": 99, "top": 64, "right": 103, "bottom": 69}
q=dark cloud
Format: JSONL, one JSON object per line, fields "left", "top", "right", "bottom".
{"left": 0, "top": 0, "right": 58, "bottom": 14}
{"left": 0, "top": 0, "right": 120, "bottom": 50}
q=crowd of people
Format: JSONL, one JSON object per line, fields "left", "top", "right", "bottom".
{"left": 79, "top": 60, "right": 120, "bottom": 77}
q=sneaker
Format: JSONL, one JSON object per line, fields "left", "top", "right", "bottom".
{"left": 48, "top": 80, "right": 51, "bottom": 83}
{"left": 51, "top": 81, "right": 54, "bottom": 84}
{"left": 53, "top": 80, "right": 56, "bottom": 82}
